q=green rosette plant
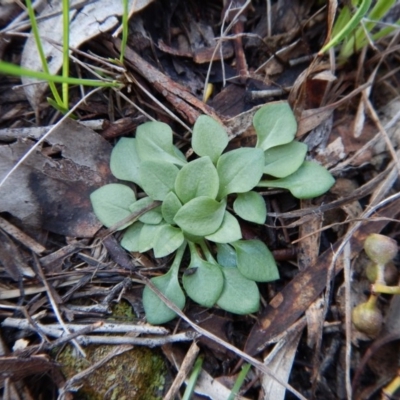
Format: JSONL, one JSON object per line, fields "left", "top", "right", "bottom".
{"left": 90, "top": 101, "right": 335, "bottom": 324}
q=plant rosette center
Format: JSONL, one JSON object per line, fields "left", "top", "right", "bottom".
{"left": 91, "top": 101, "right": 335, "bottom": 324}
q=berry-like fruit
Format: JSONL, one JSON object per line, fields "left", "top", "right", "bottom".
{"left": 364, "top": 234, "right": 398, "bottom": 266}
{"left": 352, "top": 300, "right": 383, "bottom": 337}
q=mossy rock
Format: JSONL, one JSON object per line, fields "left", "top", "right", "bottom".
{"left": 56, "top": 344, "right": 166, "bottom": 399}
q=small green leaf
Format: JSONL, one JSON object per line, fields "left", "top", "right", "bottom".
{"left": 254, "top": 102, "right": 297, "bottom": 151}
{"left": 136, "top": 121, "right": 186, "bottom": 166}
{"left": 140, "top": 160, "right": 179, "bottom": 201}
{"left": 90, "top": 183, "right": 136, "bottom": 229}
{"left": 232, "top": 240, "right": 279, "bottom": 282}
{"left": 183, "top": 244, "right": 224, "bottom": 307}
{"left": 216, "top": 243, "right": 237, "bottom": 268}
{"left": 263, "top": 141, "right": 307, "bottom": 178}
{"left": 205, "top": 211, "right": 242, "bottom": 243}
{"left": 175, "top": 156, "right": 219, "bottom": 203}
{"left": 153, "top": 225, "right": 184, "bottom": 258}
{"left": 138, "top": 223, "right": 164, "bottom": 253}
{"left": 143, "top": 271, "right": 186, "bottom": 324}
{"left": 129, "top": 197, "right": 162, "bottom": 225}
{"left": 217, "top": 267, "right": 260, "bottom": 314}
{"left": 217, "top": 148, "right": 264, "bottom": 198}
{"left": 258, "top": 161, "right": 335, "bottom": 199}
{"left": 121, "top": 221, "right": 144, "bottom": 251}
{"left": 174, "top": 196, "right": 226, "bottom": 236}
{"left": 110, "top": 138, "right": 142, "bottom": 185}
{"left": 192, "top": 115, "right": 229, "bottom": 163}
{"left": 182, "top": 231, "right": 204, "bottom": 243}
{"left": 233, "top": 192, "right": 266, "bottom": 224}
{"left": 161, "top": 192, "right": 182, "bottom": 224}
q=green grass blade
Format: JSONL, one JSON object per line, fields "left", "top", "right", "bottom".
{"left": 120, "top": 0, "right": 129, "bottom": 63}
{"left": 182, "top": 356, "right": 203, "bottom": 400}
{"left": 372, "top": 19, "right": 400, "bottom": 41}
{"left": 353, "top": 0, "right": 397, "bottom": 50}
{"left": 62, "top": 0, "right": 70, "bottom": 108}
{"left": 331, "top": 5, "right": 352, "bottom": 38}
{"left": 227, "top": 363, "right": 251, "bottom": 400}
{"left": 0, "top": 61, "right": 121, "bottom": 88}
{"left": 319, "top": 0, "right": 372, "bottom": 55}
{"left": 25, "top": 0, "right": 63, "bottom": 106}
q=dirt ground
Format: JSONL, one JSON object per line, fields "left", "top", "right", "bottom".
{"left": 0, "top": 1, "right": 400, "bottom": 399}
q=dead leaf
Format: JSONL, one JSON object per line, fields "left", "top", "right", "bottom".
{"left": 0, "top": 118, "right": 115, "bottom": 237}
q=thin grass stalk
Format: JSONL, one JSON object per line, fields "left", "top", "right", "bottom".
{"left": 25, "top": 0, "right": 63, "bottom": 107}
{"left": 0, "top": 61, "right": 121, "bottom": 87}
{"left": 120, "top": 0, "right": 129, "bottom": 63}
{"left": 62, "top": 0, "right": 70, "bottom": 108}
{"left": 227, "top": 363, "right": 251, "bottom": 400}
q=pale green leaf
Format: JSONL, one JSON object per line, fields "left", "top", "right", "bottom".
{"left": 173, "top": 196, "right": 225, "bottom": 236}
{"left": 258, "top": 161, "right": 335, "bottom": 199}
{"left": 263, "top": 141, "right": 307, "bottom": 178}
{"left": 254, "top": 102, "right": 297, "bottom": 151}
{"left": 216, "top": 267, "right": 260, "bottom": 314}
{"left": 183, "top": 245, "right": 224, "bottom": 307}
{"left": 90, "top": 183, "right": 136, "bottom": 229}
{"left": 205, "top": 211, "right": 242, "bottom": 243}
{"left": 143, "top": 271, "right": 186, "bottom": 324}
{"left": 175, "top": 156, "right": 219, "bottom": 203}
{"left": 138, "top": 223, "right": 164, "bottom": 253}
{"left": 233, "top": 192, "right": 266, "bottom": 224}
{"left": 216, "top": 243, "right": 237, "bottom": 268}
{"left": 217, "top": 148, "right": 264, "bottom": 198}
{"left": 129, "top": 197, "right": 162, "bottom": 225}
{"left": 153, "top": 225, "right": 184, "bottom": 258}
{"left": 232, "top": 240, "right": 279, "bottom": 282}
{"left": 136, "top": 121, "right": 186, "bottom": 166}
{"left": 110, "top": 137, "right": 142, "bottom": 185}
{"left": 140, "top": 160, "right": 179, "bottom": 200}
{"left": 192, "top": 115, "right": 229, "bottom": 163}
{"left": 161, "top": 192, "right": 182, "bottom": 224}
{"left": 121, "top": 221, "right": 144, "bottom": 252}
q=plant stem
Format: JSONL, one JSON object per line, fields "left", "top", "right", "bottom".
{"left": 372, "top": 283, "right": 400, "bottom": 295}
{"left": 383, "top": 373, "right": 400, "bottom": 398}
{"left": 198, "top": 240, "right": 217, "bottom": 265}
{"left": 169, "top": 241, "right": 187, "bottom": 275}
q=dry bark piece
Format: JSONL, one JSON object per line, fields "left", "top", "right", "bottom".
{"left": 0, "top": 118, "right": 115, "bottom": 237}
